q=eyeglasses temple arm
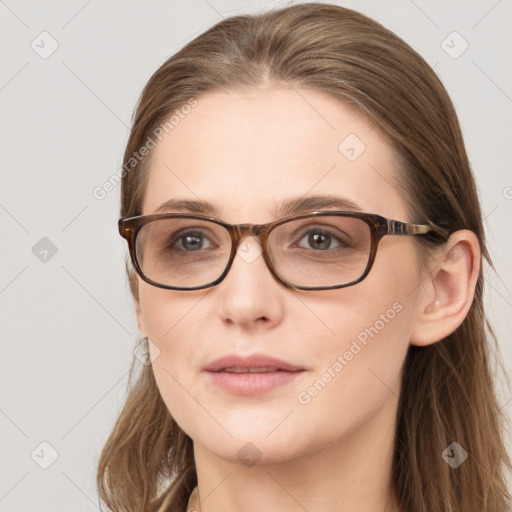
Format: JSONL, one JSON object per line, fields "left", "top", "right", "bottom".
{"left": 388, "top": 219, "right": 450, "bottom": 241}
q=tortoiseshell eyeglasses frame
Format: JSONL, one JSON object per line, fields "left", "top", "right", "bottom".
{"left": 118, "top": 211, "right": 450, "bottom": 291}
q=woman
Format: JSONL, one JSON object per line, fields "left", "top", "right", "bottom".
{"left": 96, "top": 3, "right": 511, "bottom": 511}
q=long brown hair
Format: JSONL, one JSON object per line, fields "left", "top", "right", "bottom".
{"left": 96, "top": 3, "right": 511, "bottom": 511}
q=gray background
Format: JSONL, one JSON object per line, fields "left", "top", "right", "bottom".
{"left": 1, "top": 0, "right": 511, "bottom": 509}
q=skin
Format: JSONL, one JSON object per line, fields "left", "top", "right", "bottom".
{"left": 135, "top": 87, "right": 480, "bottom": 512}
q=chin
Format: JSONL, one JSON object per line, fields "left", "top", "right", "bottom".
{"left": 187, "top": 420, "right": 311, "bottom": 467}
{"left": 202, "top": 437, "right": 302, "bottom": 467}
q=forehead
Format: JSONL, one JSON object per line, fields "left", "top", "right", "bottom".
{"left": 142, "top": 87, "right": 409, "bottom": 222}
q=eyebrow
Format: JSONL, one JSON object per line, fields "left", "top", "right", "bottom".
{"left": 153, "top": 195, "right": 363, "bottom": 218}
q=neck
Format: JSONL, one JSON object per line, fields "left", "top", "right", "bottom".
{"left": 191, "top": 394, "right": 402, "bottom": 512}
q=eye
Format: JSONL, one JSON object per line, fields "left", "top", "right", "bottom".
{"left": 168, "top": 229, "right": 213, "bottom": 252}
{"left": 296, "top": 228, "right": 350, "bottom": 251}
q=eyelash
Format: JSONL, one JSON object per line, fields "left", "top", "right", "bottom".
{"left": 166, "top": 227, "right": 349, "bottom": 253}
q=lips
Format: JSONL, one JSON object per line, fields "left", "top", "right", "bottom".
{"left": 203, "top": 354, "right": 305, "bottom": 396}
{"left": 203, "top": 354, "right": 303, "bottom": 373}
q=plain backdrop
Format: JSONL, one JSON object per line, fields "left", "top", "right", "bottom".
{"left": 1, "top": 1, "right": 511, "bottom": 510}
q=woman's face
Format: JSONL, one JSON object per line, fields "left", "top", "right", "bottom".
{"left": 136, "top": 87, "right": 427, "bottom": 465}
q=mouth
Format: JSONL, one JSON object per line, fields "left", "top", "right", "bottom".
{"left": 204, "top": 354, "right": 303, "bottom": 373}
{"left": 203, "top": 354, "right": 305, "bottom": 396}
{"left": 219, "top": 367, "right": 291, "bottom": 373}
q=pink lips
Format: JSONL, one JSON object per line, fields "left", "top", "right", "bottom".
{"left": 203, "top": 354, "right": 305, "bottom": 396}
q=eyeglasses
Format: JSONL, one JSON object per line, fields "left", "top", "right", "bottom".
{"left": 118, "top": 211, "right": 450, "bottom": 291}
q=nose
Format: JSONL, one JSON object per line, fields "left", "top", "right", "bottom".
{"left": 235, "top": 235, "right": 264, "bottom": 267}
{"left": 216, "top": 234, "right": 285, "bottom": 329}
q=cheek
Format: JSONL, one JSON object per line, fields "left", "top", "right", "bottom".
{"left": 293, "top": 244, "right": 420, "bottom": 409}
{"left": 138, "top": 278, "right": 217, "bottom": 350}
{"left": 299, "top": 293, "right": 411, "bottom": 399}
{"left": 287, "top": 290, "right": 414, "bottom": 452}
{"left": 138, "top": 284, "right": 211, "bottom": 432}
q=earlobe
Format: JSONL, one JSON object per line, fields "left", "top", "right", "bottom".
{"left": 409, "top": 230, "right": 481, "bottom": 346}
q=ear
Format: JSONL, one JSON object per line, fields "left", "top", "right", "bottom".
{"left": 409, "top": 229, "right": 481, "bottom": 346}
